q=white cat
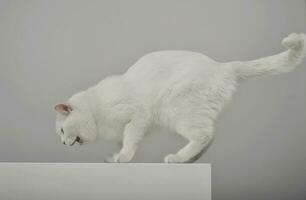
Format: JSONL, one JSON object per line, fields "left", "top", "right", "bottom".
{"left": 55, "top": 33, "right": 306, "bottom": 163}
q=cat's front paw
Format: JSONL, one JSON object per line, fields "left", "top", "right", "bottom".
{"left": 105, "top": 153, "right": 133, "bottom": 163}
{"left": 164, "top": 154, "right": 184, "bottom": 163}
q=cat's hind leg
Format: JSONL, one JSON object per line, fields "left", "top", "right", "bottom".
{"left": 164, "top": 123, "right": 214, "bottom": 163}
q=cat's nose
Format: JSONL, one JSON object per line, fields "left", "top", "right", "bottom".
{"left": 62, "top": 141, "right": 66, "bottom": 145}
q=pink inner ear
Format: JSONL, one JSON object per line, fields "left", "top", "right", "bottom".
{"left": 54, "top": 103, "right": 72, "bottom": 115}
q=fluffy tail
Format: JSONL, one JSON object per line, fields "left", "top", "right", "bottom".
{"left": 233, "top": 33, "right": 306, "bottom": 80}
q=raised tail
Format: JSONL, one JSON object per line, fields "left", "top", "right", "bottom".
{"left": 233, "top": 33, "right": 306, "bottom": 80}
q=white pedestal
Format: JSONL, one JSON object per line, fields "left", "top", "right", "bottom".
{"left": 0, "top": 163, "right": 211, "bottom": 200}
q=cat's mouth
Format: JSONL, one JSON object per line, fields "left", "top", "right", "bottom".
{"left": 70, "top": 136, "right": 82, "bottom": 146}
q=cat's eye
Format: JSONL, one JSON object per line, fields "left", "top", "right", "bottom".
{"left": 61, "top": 128, "right": 64, "bottom": 134}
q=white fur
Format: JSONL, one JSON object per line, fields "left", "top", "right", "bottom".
{"left": 55, "top": 33, "right": 306, "bottom": 163}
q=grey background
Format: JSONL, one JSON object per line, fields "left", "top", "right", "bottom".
{"left": 0, "top": 0, "right": 305, "bottom": 200}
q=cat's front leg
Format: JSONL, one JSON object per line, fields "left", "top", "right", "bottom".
{"left": 106, "top": 122, "right": 146, "bottom": 163}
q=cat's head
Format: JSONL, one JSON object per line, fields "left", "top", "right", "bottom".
{"left": 54, "top": 102, "right": 98, "bottom": 146}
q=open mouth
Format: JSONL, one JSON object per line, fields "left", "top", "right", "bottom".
{"left": 70, "top": 136, "right": 82, "bottom": 146}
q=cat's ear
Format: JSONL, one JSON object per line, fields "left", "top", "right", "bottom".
{"left": 54, "top": 103, "right": 72, "bottom": 115}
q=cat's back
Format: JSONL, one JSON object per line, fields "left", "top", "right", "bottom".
{"left": 122, "top": 50, "right": 223, "bottom": 102}
{"left": 124, "top": 51, "right": 218, "bottom": 84}
{"left": 135, "top": 50, "right": 216, "bottom": 65}
{"left": 125, "top": 51, "right": 216, "bottom": 76}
